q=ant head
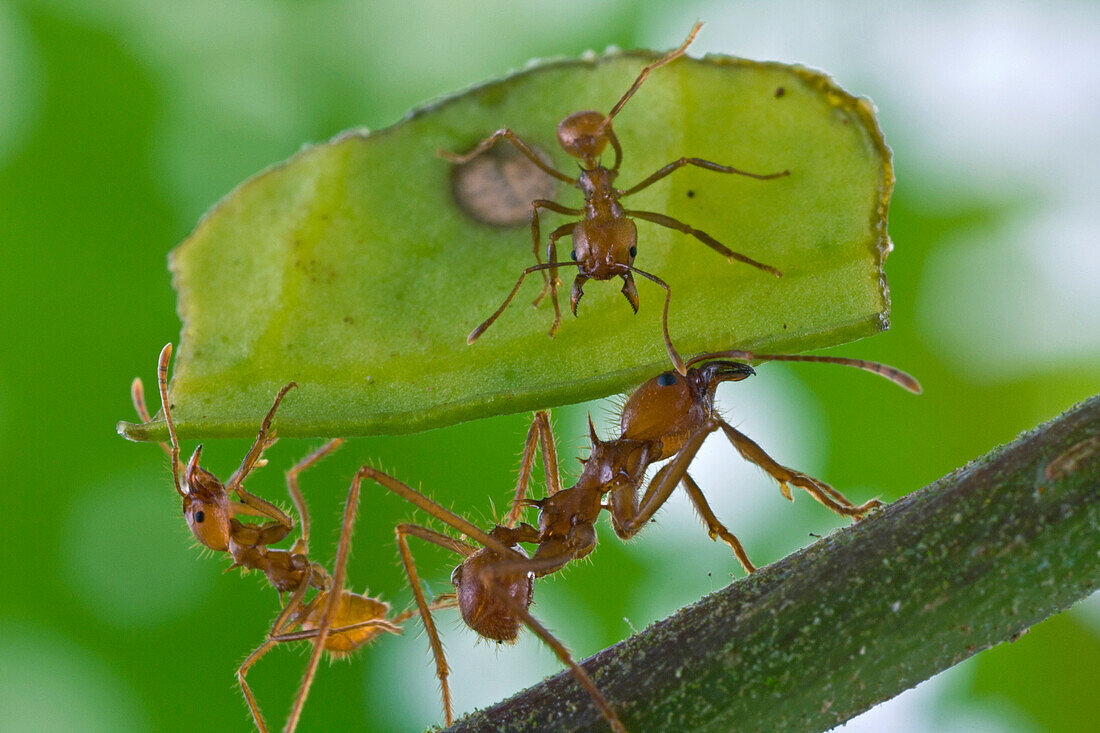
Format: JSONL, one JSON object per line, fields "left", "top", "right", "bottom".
{"left": 181, "top": 445, "right": 233, "bottom": 552}
{"left": 450, "top": 544, "right": 533, "bottom": 643}
{"left": 556, "top": 111, "right": 609, "bottom": 164}
{"left": 619, "top": 361, "right": 755, "bottom": 443}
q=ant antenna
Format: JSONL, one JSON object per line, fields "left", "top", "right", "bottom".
{"left": 602, "top": 21, "right": 703, "bottom": 129}
{"left": 686, "top": 349, "right": 922, "bottom": 394}
{"left": 157, "top": 343, "right": 186, "bottom": 497}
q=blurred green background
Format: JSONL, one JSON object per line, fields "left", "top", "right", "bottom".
{"left": 1, "top": 1, "right": 1096, "bottom": 731}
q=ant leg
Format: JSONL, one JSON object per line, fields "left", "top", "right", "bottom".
{"left": 467, "top": 262, "right": 579, "bottom": 346}
{"left": 285, "top": 467, "right": 367, "bottom": 732}
{"left": 237, "top": 572, "right": 316, "bottom": 733}
{"left": 396, "top": 523, "right": 477, "bottom": 726}
{"left": 438, "top": 128, "right": 575, "bottom": 183}
{"left": 604, "top": 21, "right": 702, "bottom": 124}
{"left": 226, "top": 382, "right": 298, "bottom": 491}
{"left": 627, "top": 209, "right": 783, "bottom": 278}
{"left": 360, "top": 466, "right": 518, "bottom": 558}
{"left": 624, "top": 265, "right": 686, "bottom": 375}
{"left": 283, "top": 438, "right": 345, "bottom": 553}
{"left": 476, "top": 558, "right": 627, "bottom": 733}
{"left": 716, "top": 420, "right": 883, "bottom": 519}
{"left": 619, "top": 157, "right": 789, "bottom": 197}
{"left": 506, "top": 410, "right": 563, "bottom": 527}
{"left": 155, "top": 344, "right": 185, "bottom": 496}
{"left": 680, "top": 473, "right": 756, "bottom": 574}
{"left": 612, "top": 420, "right": 720, "bottom": 539}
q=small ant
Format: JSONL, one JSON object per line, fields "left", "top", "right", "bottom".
{"left": 363, "top": 350, "right": 918, "bottom": 730}
{"left": 446, "top": 22, "right": 790, "bottom": 374}
{"left": 131, "top": 344, "right": 454, "bottom": 733}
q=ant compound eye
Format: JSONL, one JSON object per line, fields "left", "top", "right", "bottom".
{"left": 570, "top": 250, "right": 577, "bottom": 261}
{"left": 194, "top": 510, "right": 205, "bottom": 523}
{"left": 629, "top": 245, "right": 637, "bottom": 258}
{"left": 657, "top": 372, "right": 677, "bottom": 387}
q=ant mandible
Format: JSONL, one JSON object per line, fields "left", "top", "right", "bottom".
{"left": 362, "top": 350, "right": 918, "bottom": 731}
{"left": 445, "top": 21, "right": 790, "bottom": 374}
{"left": 132, "top": 344, "right": 455, "bottom": 733}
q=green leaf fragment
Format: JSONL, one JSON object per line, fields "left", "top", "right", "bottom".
{"left": 119, "top": 52, "right": 893, "bottom": 441}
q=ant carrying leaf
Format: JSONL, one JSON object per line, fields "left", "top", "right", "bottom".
{"left": 446, "top": 22, "right": 790, "bottom": 374}
{"left": 364, "top": 351, "right": 918, "bottom": 731}
{"left": 132, "top": 345, "right": 455, "bottom": 733}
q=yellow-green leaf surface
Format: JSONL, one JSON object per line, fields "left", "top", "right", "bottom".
{"left": 119, "top": 51, "right": 893, "bottom": 441}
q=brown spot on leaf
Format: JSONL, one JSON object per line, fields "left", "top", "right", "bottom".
{"left": 450, "top": 141, "right": 561, "bottom": 227}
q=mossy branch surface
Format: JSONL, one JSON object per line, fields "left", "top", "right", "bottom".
{"left": 447, "top": 395, "right": 1100, "bottom": 732}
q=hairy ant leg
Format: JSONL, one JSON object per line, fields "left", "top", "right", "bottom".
{"left": 238, "top": 567, "right": 323, "bottom": 733}
{"left": 467, "top": 261, "right": 581, "bottom": 344}
{"left": 395, "top": 522, "right": 478, "bottom": 726}
{"left": 716, "top": 421, "right": 881, "bottom": 518}
{"left": 506, "top": 410, "right": 563, "bottom": 528}
{"left": 619, "top": 156, "right": 789, "bottom": 198}
{"left": 284, "top": 438, "right": 345, "bottom": 553}
{"left": 283, "top": 468, "right": 370, "bottom": 731}
{"left": 439, "top": 128, "right": 575, "bottom": 183}
{"left": 626, "top": 208, "right": 783, "bottom": 277}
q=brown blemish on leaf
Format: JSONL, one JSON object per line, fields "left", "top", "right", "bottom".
{"left": 450, "top": 141, "right": 561, "bottom": 227}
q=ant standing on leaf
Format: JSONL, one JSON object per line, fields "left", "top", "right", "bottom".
{"left": 362, "top": 351, "right": 919, "bottom": 731}
{"left": 131, "top": 344, "right": 455, "bottom": 733}
{"left": 444, "top": 21, "right": 791, "bottom": 375}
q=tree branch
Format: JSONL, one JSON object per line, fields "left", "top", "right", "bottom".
{"left": 446, "top": 394, "right": 1100, "bottom": 732}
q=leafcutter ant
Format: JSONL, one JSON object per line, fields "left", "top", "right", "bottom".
{"left": 445, "top": 22, "right": 790, "bottom": 374}
{"left": 362, "top": 350, "right": 918, "bottom": 730}
{"left": 131, "top": 344, "right": 455, "bottom": 733}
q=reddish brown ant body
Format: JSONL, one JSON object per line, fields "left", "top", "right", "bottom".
{"left": 132, "top": 345, "right": 454, "bottom": 733}
{"left": 446, "top": 22, "right": 790, "bottom": 374}
{"left": 364, "top": 350, "right": 919, "bottom": 730}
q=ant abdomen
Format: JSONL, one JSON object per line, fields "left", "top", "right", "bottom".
{"left": 452, "top": 546, "right": 533, "bottom": 643}
{"left": 302, "top": 592, "right": 392, "bottom": 656}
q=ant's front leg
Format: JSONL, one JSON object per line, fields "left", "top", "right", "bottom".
{"left": 439, "top": 128, "right": 575, "bottom": 183}
{"left": 716, "top": 420, "right": 883, "bottom": 519}
{"left": 506, "top": 410, "right": 563, "bottom": 528}
{"left": 395, "top": 522, "right": 476, "bottom": 727}
{"left": 610, "top": 420, "right": 719, "bottom": 539}
{"left": 226, "top": 381, "right": 298, "bottom": 491}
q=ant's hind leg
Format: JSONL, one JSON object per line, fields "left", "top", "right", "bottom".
{"left": 285, "top": 468, "right": 368, "bottom": 732}
{"left": 438, "top": 128, "right": 575, "bottom": 183}
{"left": 717, "top": 420, "right": 883, "bottom": 519}
{"left": 680, "top": 473, "right": 756, "bottom": 575}
{"left": 627, "top": 209, "right": 783, "bottom": 278}
{"left": 395, "top": 523, "right": 478, "bottom": 726}
{"left": 237, "top": 575, "right": 315, "bottom": 733}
